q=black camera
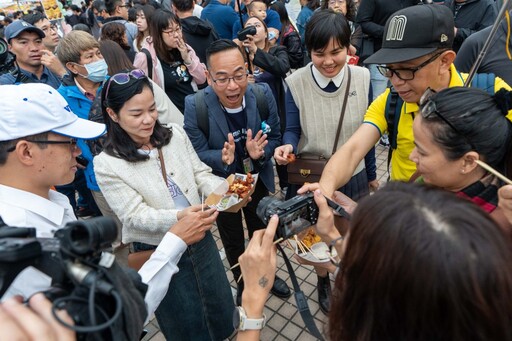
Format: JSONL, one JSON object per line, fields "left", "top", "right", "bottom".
{"left": 0, "top": 217, "right": 147, "bottom": 340}
{"left": 237, "top": 26, "right": 257, "bottom": 41}
{"left": 257, "top": 192, "right": 350, "bottom": 240}
{"left": 257, "top": 192, "right": 320, "bottom": 240}
{"left": 0, "top": 38, "right": 16, "bottom": 75}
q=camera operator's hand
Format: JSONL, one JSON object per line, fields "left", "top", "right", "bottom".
{"left": 40, "top": 49, "right": 67, "bottom": 78}
{"left": 171, "top": 207, "right": 218, "bottom": 245}
{"left": 238, "top": 215, "right": 278, "bottom": 321}
{"left": 499, "top": 184, "right": 512, "bottom": 225}
{"left": 0, "top": 293, "right": 75, "bottom": 341}
{"left": 241, "top": 35, "right": 257, "bottom": 61}
{"left": 246, "top": 129, "right": 268, "bottom": 160}
{"left": 273, "top": 144, "right": 293, "bottom": 165}
{"left": 313, "top": 189, "right": 343, "bottom": 243}
{"left": 222, "top": 133, "right": 236, "bottom": 166}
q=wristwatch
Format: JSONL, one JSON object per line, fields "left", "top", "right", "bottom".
{"left": 233, "top": 306, "right": 266, "bottom": 331}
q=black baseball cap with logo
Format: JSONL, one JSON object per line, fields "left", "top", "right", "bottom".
{"left": 365, "top": 4, "right": 454, "bottom": 65}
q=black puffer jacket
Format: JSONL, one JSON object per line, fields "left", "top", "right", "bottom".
{"left": 445, "top": 0, "right": 497, "bottom": 52}
{"left": 181, "top": 16, "right": 219, "bottom": 64}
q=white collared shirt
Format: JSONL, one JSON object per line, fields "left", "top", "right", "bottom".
{"left": 0, "top": 184, "right": 186, "bottom": 323}
{"left": 311, "top": 64, "right": 346, "bottom": 89}
{"left": 0, "top": 184, "right": 76, "bottom": 237}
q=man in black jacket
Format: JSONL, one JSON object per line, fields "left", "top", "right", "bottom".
{"left": 444, "top": 0, "right": 497, "bottom": 52}
{"left": 173, "top": 0, "right": 219, "bottom": 64}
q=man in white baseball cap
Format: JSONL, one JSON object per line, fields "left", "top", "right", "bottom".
{"left": 0, "top": 83, "right": 106, "bottom": 237}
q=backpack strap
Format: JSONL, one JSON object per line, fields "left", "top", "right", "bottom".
{"left": 251, "top": 84, "right": 269, "bottom": 121}
{"left": 141, "top": 48, "right": 153, "bottom": 80}
{"left": 384, "top": 86, "right": 403, "bottom": 178}
{"left": 470, "top": 72, "right": 495, "bottom": 95}
{"left": 194, "top": 89, "right": 209, "bottom": 141}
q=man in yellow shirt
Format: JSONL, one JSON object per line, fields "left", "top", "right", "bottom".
{"left": 318, "top": 4, "right": 511, "bottom": 195}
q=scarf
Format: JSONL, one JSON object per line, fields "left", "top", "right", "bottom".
{"left": 456, "top": 173, "right": 502, "bottom": 213}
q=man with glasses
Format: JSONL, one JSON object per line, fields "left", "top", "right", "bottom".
{"left": 183, "top": 39, "right": 290, "bottom": 307}
{"left": 316, "top": 4, "right": 512, "bottom": 196}
{"left": 0, "top": 83, "right": 106, "bottom": 237}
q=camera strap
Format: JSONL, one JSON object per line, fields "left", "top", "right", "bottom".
{"left": 276, "top": 244, "right": 325, "bottom": 340}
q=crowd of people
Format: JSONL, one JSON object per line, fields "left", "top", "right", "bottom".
{"left": 1, "top": 0, "right": 512, "bottom": 340}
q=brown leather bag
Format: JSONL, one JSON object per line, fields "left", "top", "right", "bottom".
{"left": 287, "top": 68, "right": 352, "bottom": 185}
{"left": 127, "top": 148, "right": 168, "bottom": 271}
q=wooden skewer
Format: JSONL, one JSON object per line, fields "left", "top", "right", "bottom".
{"left": 475, "top": 160, "right": 512, "bottom": 185}
{"left": 299, "top": 240, "right": 321, "bottom": 260}
{"left": 294, "top": 235, "right": 307, "bottom": 254}
{"left": 229, "top": 237, "right": 284, "bottom": 271}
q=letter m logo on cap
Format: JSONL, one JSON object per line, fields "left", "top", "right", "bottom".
{"left": 386, "top": 15, "right": 407, "bottom": 41}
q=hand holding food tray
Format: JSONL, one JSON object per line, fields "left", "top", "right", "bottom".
{"left": 205, "top": 173, "right": 258, "bottom": 212}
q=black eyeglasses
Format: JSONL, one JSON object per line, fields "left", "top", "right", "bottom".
{"left": 377, "top": 52, "right": 444, "bottom": 81}
{"left": 419, "top": 88, "right": 477, "bottom": 151}
{"left": 105, "top": 69, "right": 146, "bottom": 100}
{"left": 7, "top": 139, "right": 78, "bottom": 152}
{"left": 210, "top": 73, "right": 247, "bottom": 88}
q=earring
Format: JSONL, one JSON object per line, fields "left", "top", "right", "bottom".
{"left": 461, "top": 169, "right": 465, "bottom": 174}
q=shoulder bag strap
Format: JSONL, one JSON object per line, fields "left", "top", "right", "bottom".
{"left": 331, "top": 67, "right": 352, "bottom": 156}
{"left": 157, "top": 148, "right": 167, "bottom": 183}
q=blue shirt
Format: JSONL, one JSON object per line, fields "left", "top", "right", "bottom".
{"left": 0, "top": 66, "right": 61, "bottom": 89}
{"left": 201, "top": 0, "right": 239, "bottom": 39}
{"left": 296, "top": 6, "right": 314, "bottom": 44}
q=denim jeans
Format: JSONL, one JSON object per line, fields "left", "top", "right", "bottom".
{"left": 368, "top": 64, "right": 389, "bottom": 101}
{"left": 134, "top": 231, "right": 234, "bottom": 340}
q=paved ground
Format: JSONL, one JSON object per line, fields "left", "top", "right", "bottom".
{"left": 142, "top": 144, "right": 390, "bottom": 341}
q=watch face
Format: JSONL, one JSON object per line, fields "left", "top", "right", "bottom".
{"left": 233, "top": 307, "right": 241, "bottom": 329}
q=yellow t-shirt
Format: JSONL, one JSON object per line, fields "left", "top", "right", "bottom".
{"left": 363, "top": 64, "right": 512, "bottom": 181}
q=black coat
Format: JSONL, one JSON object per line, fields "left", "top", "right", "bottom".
{"left": 181, "top": 16, "right": 219, "bottom": 64}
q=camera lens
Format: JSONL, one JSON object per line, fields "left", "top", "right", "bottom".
{"left": 62, "top": 217, "right": 117, "bottom": 255}
{"left": 256, "top": 196, "right": 283, "bottom": 224}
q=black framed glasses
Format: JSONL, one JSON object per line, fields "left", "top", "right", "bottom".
{"left": 105, "top": 69, "right": 146, "bottom": 100}
{"left": 419, "top": 88, "right": 477, "bottom": 151}
{"left": 7, "top": 139, "right": 78, "bottom": 152}
{"left": 377, "top": 52, "right": 444, "bottom": 81}
{"left": 210, "top": 73, "right": 248, "bottom": 88}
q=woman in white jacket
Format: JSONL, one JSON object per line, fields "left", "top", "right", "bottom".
{"left": 94, "top": 71, "right": 234, "bottom": 340}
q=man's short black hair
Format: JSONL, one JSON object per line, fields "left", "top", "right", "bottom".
{"left": 92, "top": 0, "right": 106, "bottom": 13}
{"left": 173, "top": 0, "right": 194, "bottom": 12}
{"left": 105, "top": 0, "right": 122, "bottom": 15}
{"left": 205, "top": 39, "right": 243, "bottom": 69}
{"left": 22, "top": 12, "right": 47, "bottom": 26}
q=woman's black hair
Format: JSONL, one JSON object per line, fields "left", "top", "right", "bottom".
{"left": 329, "top": 181, "right": 512, "bottom": 341}
{"left": 421, "top": 87, "right": 512, "bottom": 170}
{"left": 269, "top": 0, "right": 296, "bottom": 40}
{"left": 304, "top": 9, "right": 351, "bottom": 53}
{"left": 149, "top": 10, "right": 182, "bottom": 65}
{"left": 134, "top": 4, "right": 155, "bottom": 50}
{"left": 305, "top": 0, "right": 320, "bottom": 10}
{"left": 101, "top": 75, "right": 172, "bottom": 162}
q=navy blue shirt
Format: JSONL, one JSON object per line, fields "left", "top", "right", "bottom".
{"left": 0, "top": 66, "right": 61, "bottom": 89}
{"left": 224, "top": 107, "right": 247, "bottom": 173}
{"left": 201, "top": 0, "right": 239, "bottom": 39}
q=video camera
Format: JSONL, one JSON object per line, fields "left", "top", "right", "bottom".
{"left": 256, "top": 192, "right": 349, "bottom": 240}
{"left": 0, "top": 217, "right": 147, "bottom": 341}
{"left": 237, "top": 26, "right": 256, "bottom": 41}
{"left": 0, "top": 38, "right": 31, "bottom": 83}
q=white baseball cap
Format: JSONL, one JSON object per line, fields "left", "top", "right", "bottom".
{"left": 0, "top": 83, "right": 106, "bottom": 141}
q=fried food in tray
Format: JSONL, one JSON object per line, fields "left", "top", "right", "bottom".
{"left": 301, "top": 228, "right": 322, "bottom": 249}
{"left": 226, "top": 173, "right": 254, "bottom": 199}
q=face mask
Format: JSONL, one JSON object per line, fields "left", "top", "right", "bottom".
{"left": 79, "top": 59, "right": 108, "bottom": 83}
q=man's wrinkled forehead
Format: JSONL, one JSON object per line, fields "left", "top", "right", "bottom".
{"left": 208, "top": 48, "right": 246, "bottom": 75}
